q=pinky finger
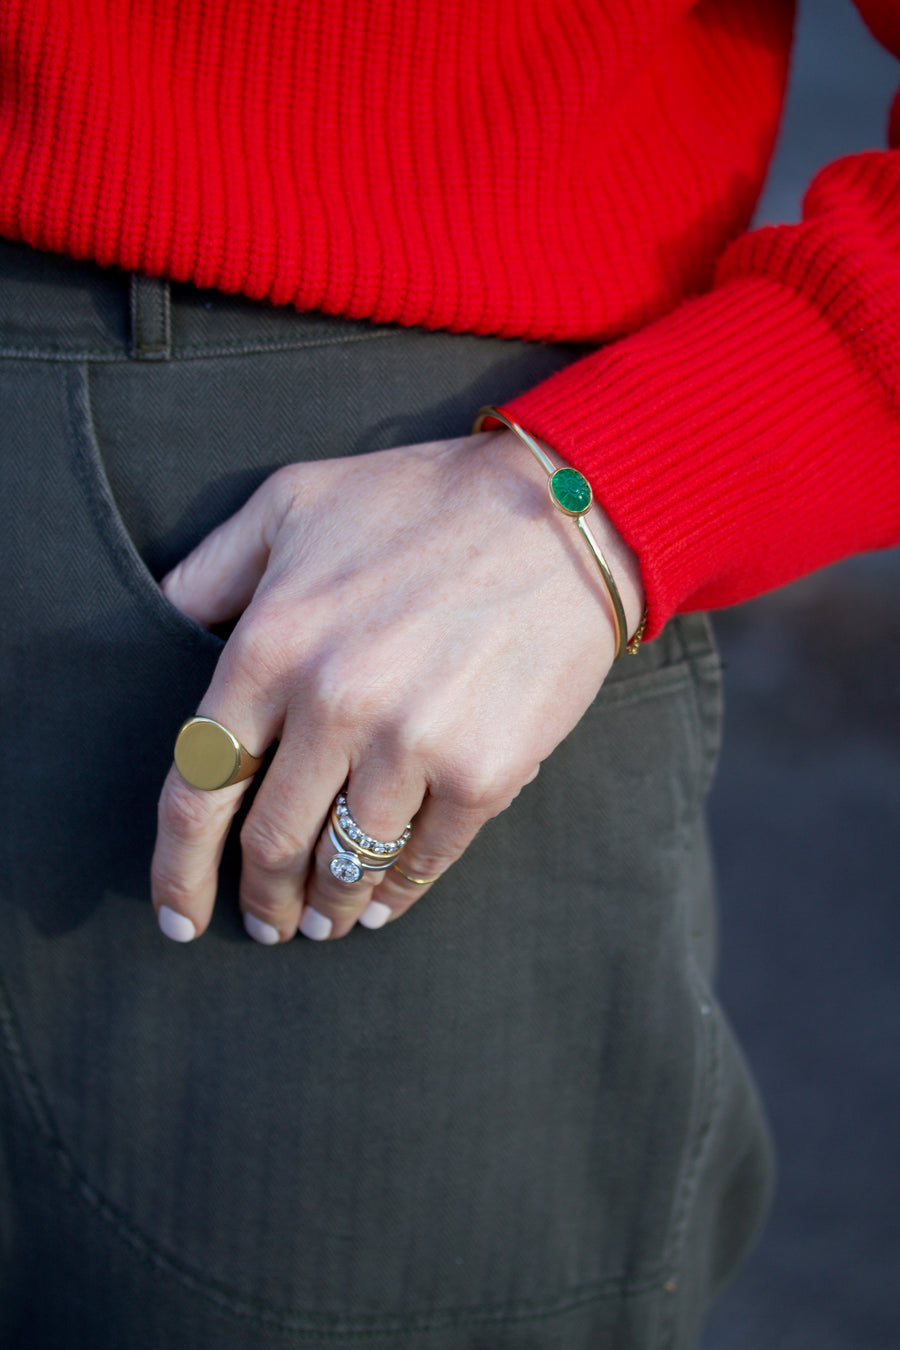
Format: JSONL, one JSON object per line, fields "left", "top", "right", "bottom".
{"left": 355, "top": 863, "right": 444, "bottom": 930}
{"left": 362, "top": 794, "right": 482, "bottom": 927}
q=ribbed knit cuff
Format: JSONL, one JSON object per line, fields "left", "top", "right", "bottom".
{"left": 505, "top": 276, "right": 900, "bottom": 639}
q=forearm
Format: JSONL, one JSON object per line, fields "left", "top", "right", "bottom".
{"left": 505, "top": 147, "right": 900, "bottom": 639}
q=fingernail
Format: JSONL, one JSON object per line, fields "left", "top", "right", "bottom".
{"left": 243, "top": 912, "right": 281, "bottom": 945}
{"left": 358, "top": 900, "right": 392, "bottom": 930}
{"left": 299, "top": 907, "right": 332, "bottom": 941}
{"left": 157, "top": 905, "right": 197, "bottom": 943}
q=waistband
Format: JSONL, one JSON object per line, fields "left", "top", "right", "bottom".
{"left": 0, "top": 238, "right": 719, "bottom": 672}
{"left": 0, "top": 237, "right": 408, "bottom": 361}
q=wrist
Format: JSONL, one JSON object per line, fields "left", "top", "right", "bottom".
{"left": 472, "top": 408, "right": 646, "bottom": 655}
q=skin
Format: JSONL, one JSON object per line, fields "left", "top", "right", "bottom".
{"left": 150, "top": 429, "right": 645, "bottom": 943}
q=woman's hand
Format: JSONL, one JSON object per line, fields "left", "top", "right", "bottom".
{"left": 150, "top": 431, "right": 645, "bottom": 942}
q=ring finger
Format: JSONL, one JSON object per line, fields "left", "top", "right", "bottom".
{"left": 300, "top": 771, "right": 424, "bottom": 940}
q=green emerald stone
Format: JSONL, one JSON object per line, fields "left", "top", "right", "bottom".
{"left": 550, "top": 467, "right": 592, "bottom": 515}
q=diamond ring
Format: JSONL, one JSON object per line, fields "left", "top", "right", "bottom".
{"left": 326, "top": 825, "right": 403, "bottom": 885}
{"left": 326, "top": 791, "right": 412, "bottom": 886}
{"left": 331, "top": 792, "right": 411, "bottom": 858}
{"left": 327, "top": 825, "right": 367, "bottom": 884}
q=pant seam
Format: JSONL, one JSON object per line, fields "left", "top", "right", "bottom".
{"left": 0, "top": 960, "right": 668, "bottom": 1335}
{"left": 69, "top": 364, "right": 222, "bottom": 654}
{"left": 0, "top": 327, "right": 404, "bottom": 364}
{"left": 655, "top": 960, "right": 724, "bottom": 1350}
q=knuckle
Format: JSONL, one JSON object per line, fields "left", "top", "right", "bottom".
{"left": 419, "top": 845, "right": 456, "bottom": 872}
{"left": 341, "top": 795, "right": 411, "bottom": 843}
{"left": 240, "top": 894, "right": 294, "bottom": 926}
{"left": 150, "top": 864, "right": 201, "bottom": 910}
{"left": 319, "top": 893, "right": 367, "bottom": 922}
{"left": 441, "top": 759, "right": 517, "bottom": 815}
{"left": 391, "top": 706, "right": 439, "bottom": 761}
{"left": 308, "top": 651, "right": 388, "bottom": 730}
{"left": 396, "top": 853, "right": 449, "bottom": 881}
{"left": 158, "top": 779, "right": 216, "bottom": 841}
{"left": 228, "top": 610, "right": 297, "bottom": 692}
{"left": 240, "top": 816, "right": 304, "bottom": 874}
{"left": 267, "top": 462, "right": 303, "bottom": 501}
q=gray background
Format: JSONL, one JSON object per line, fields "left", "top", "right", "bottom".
{"left": 701, "top": 3, "right": 900, "bottom": 1348}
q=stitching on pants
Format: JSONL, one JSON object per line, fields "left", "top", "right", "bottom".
{"left": 0, "top": 961, "right": 665, "bottom": 1336}
{"left": 0, "top": 964, "right": 57, "bottom": 1142}
{"left": 0, "top": 327, "right": 402, "bottom": 363}
{"left": 0, "top": 346, "right": 126, "bottom": 362}
{"left": 130, "top": 275, "right": 172, "bottom": 359}
{"left": 170, "top": 327, "right": 401, "bottom": 359}
{"left": 596, "top": 669, "right": 692, "bottom": 709}
{"left": 66, "top": 364, "right": 222, "bottom": 655}
{"left": 654, "top": 962, "right": 723, "bottom": 1350}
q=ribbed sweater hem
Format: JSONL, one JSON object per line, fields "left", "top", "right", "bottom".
{"left": 507, "top": 275, "right": 900, "bottom": 639}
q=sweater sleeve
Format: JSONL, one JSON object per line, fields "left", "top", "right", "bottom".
{"left": 504, "top": 16, "right": 900, "bottom": 641}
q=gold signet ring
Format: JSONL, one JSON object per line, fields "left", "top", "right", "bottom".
{"left": 173, "top": 717, "right": 265, "bottom": 791}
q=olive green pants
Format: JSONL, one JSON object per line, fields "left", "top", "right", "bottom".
{"left": 0, "top": 240, "right": 772, "bottom": 1349}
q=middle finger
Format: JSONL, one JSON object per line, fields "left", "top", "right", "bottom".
{"left": 237, "top": 725, "right": 349, "bottom": 943}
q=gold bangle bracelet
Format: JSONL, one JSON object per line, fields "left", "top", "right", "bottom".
{"left": 473, "top": 406, "right": 645, "bottom": 658}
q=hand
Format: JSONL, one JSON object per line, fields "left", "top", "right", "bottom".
{"left": 150, "top": 431, "right": 645, "bottom": 942}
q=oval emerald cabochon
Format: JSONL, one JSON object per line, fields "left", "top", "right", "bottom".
{"left": 549, "top": 467, "right": 592, "bottom": 515}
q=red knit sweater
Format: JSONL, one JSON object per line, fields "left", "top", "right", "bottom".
{"left": 1, "top": 0, "right": 898, "bottom": 637}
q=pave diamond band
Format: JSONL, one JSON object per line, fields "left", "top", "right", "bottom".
{"left": 325, "top": 790, "right": 412, "bottom": 885}
{"left": 332, "top": 793, "right": 411, "bottom": 857}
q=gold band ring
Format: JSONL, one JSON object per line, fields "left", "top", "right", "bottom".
{"left": 393, "top": 866, "right": 442, "bottom": 886}
{"left": 173, "top": 716, "right": 265, "bottom": 791}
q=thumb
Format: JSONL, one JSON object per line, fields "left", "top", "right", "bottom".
{"left": 161, "top": 480, "right": 281, "bottom": 626}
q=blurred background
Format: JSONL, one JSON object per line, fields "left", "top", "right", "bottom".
{"left": 701, "top": 4, "right": 900, "bottom": 1348}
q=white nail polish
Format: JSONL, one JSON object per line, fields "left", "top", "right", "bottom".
{"left": 243, "top": 912, "right": 280, "bottom": 945}
{"left": 157, "top": 905, "right": 197, "bottom": 943}
{"left": 299, "top": 907, "right": 333, "bottom": 941}
{"left": 358, "top": 900, "right": 392, "bottom": 930}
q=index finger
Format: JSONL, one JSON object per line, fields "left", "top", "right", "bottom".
{"left": 151, "top": 667, "right": 279, "bottom": 940}
{"left": 151, "top": 761, "right": 253, "bottom": 940}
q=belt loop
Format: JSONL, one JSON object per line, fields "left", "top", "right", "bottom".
{"left": 129, "top": 273, "right": 172, "bottom": 360}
